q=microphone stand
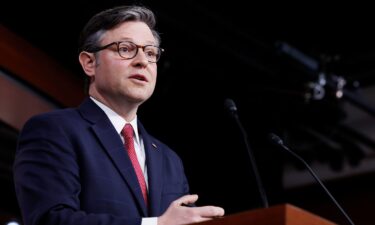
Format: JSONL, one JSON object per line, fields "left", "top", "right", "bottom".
{"left": 269, "top": 133, "right": 356, "bottom": 225}
{"left": 226, "top": 99, "right": 269, "bottom": 208}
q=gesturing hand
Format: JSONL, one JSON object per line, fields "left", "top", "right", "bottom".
{"left": 158, "top": 194, "right": 225, "bottom": 225}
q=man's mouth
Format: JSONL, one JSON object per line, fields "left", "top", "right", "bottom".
{"left": 129, "top": 74, "right": 148, "bottom": 82}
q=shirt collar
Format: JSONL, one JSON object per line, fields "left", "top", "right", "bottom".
{"left": 90, "top": 97, "right": 140, "bottom": 144}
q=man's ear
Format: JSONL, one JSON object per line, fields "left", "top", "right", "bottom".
{"left": 79, "top": 51, "right": 97, "bottom": 77}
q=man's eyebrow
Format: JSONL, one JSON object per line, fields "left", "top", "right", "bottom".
{"left": 118, "top": 38, "right": 157, "bottom": 45}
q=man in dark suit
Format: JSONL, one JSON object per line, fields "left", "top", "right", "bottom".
{"left": 13, "top": 5, "right": 224, "bottom": 225}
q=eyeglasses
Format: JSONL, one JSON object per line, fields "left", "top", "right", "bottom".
{"left": 91, "top": 41, "right": 164, "bottom": 63}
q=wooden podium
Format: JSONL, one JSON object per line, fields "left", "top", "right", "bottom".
{"left": 195, "top": 204, "right": 337, "bottom": 225}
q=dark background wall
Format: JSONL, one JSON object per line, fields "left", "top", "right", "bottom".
{"left": 1, "top": 1, "right": 375, "bottom": 224}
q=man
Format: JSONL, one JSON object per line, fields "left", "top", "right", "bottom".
{"left": 13, "top": 5, "right": 224, "bottom": 225}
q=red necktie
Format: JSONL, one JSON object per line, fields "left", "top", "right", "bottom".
{"left": 121, "top": 123, "right": 148, "bottom": 205}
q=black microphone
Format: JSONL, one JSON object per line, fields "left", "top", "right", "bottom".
{"left": 224, "top": 98, "right": 269, "bottom": 208}
{"left": 224, "top": 98, "right": 238, "bottom": 116}
{"left": 268, "top": 133, "right": 356, "bottom": 225}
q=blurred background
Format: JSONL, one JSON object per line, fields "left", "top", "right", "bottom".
{"left": 1, "top": 1, "right": 375, "bottom": 224}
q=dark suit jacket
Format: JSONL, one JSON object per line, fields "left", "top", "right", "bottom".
{"left": 14, "top": 98, "right": 190, "bottom": 225}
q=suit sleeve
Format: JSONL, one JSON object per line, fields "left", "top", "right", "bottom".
{"left": 13, "top": 115, "right": 141, "bottom": 225}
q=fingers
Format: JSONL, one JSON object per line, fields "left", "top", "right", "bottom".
{"left": 159, "top": 195, "right": 225, "bottom": 225}
{"left": 193, "top": 206, "right": 225, "bottom": 218}
{"left": 174, "top": 195, "right": 225, "bottom": 218}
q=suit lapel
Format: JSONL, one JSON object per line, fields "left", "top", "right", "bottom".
{"left": 138, "top": 122, "right": 163, "bottom": 216}
{"left": 78, "top": 98, "right": 148, "bottom": 216}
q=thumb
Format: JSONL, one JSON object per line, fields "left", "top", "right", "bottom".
{"left": 175, "top": 194, "right": 199, "bottom": 206}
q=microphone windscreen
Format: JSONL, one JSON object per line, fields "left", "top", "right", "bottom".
{"left": 268, "top": 133, "right": 284, "bottom": 145}
{"left": 224, "top": 98, "right": 237, "bottom": 113}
